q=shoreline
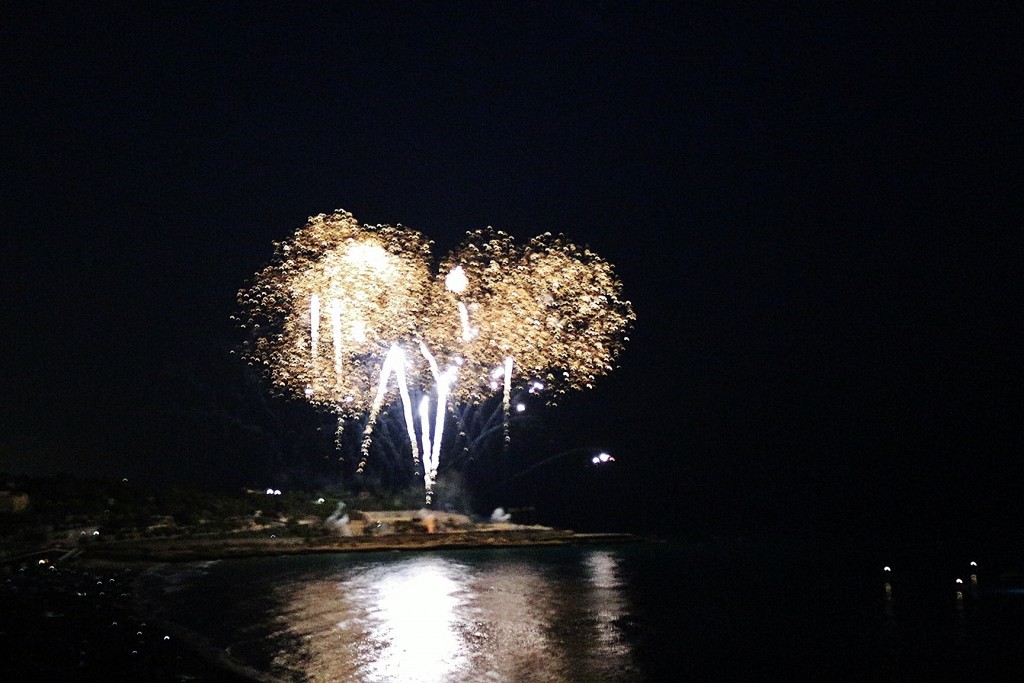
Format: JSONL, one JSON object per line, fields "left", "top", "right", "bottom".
{"left": 77, "top": 527, "right": 642, "bottom": 562}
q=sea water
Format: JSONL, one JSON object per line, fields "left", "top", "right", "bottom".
{"left": 136, "top": 539, "right": 1024, "bottom": 681}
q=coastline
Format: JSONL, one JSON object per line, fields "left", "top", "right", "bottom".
{"left": 78, "top": 527, "right": 641, "bottom": 562}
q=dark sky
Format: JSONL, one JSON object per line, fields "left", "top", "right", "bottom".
{"left": 3, "top": 4, "right": 1021, "bottom": 543}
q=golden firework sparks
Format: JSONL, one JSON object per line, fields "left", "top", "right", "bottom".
{"left": 238, "top": 210, "right": 634, "bottom": 503}
{"left": 239, "top": 211, "right": 445, "bottom": 416}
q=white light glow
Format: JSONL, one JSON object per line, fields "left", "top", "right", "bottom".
{"left": 445, "top": 265, "right": 468, "bottom": 294}
{"left": 345, "top": 242, "right": 392, "bottom": 272}
{"left": 351, "top": 319, "right": 367, "bottom": 342}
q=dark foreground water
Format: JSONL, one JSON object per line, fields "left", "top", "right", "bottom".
{"left": 132, "top": 538, "right": 1024, "bottom": 682}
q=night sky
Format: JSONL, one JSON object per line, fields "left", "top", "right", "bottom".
{"left": 3, "top": 4, "right": 1021, "bottom": 544}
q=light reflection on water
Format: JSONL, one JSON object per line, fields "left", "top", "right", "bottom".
{"left": 264, "top": 549, "right": 635, "bottom": 682}
{"left": 138, "top": 540, "right": 1024, "bottom": 681}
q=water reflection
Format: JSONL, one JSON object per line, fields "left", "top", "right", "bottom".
{"left": 363, "top": 558, "right": 465, "bottom": 681}
{"left": 584, "top": 551, "right": 631, "bottom": 661}
{"left": 270, "top": 549, "right": 635, "bottom": 682}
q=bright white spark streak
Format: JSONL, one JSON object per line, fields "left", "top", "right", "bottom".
{"left": 331, "top": 299, "right": 345, "bottom": 445}
{"left": 430, "top": 368, "right": 455, "bottom": 483}
{"left": 417, "top": 343, "right": 442, "bottom": 490}
{"left": 391, "top": 351, "right": 421, "bottom": 473}
{"left": 418, "top": 396, "right": 432, "bottom": 473}
{"left": 417, "top": 341, "right": 458, "bottom": 496}
{"left": 419, "top": 340, "right": 442, "bottom": 381}
{"left": 309, "top": 294, "right": 321, "bottom": 359}
{"left": 418, "top": 344, "right": 442, "bottom": 484}
{"left": 331, "top": 298, "right": 343, "bottom": 378}
{"left": 359, "top": 346, "right": 400, "bottom": 469}
{"left": 446, "top": 267, "right": 475, "bottom": 340}
{"left": 457, "top": 302, "right": 475, "bottom": 341}
{"left": 359, "top": 345, "right": 421, "bottom": 473}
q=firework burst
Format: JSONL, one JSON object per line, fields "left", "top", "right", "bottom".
{"left": 238, "top": 210, "right": 633, "bottom": 504}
